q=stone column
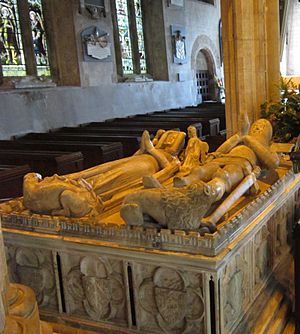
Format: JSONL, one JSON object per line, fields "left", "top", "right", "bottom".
{"left": 266, "top": 0, "right": 281, "bottom": 102}
{"left": 0, "top": 218, "right": 53, "bottom": 334}
{"left": 221, "top": 0, "right": 280, "bottom": 137}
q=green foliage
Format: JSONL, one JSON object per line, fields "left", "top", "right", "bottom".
{"left": 261, "top": 78, "right": 300, "bottom": 142}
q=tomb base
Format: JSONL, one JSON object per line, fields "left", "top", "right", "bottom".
{"left": 1, "top": 170, "right": 300, "bottom": 333}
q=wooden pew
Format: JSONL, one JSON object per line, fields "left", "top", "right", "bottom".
{"left": 21, "top": 132, "right": 141, "bottom": 157}
{"left": 106, "top": 118, "right": 204, "bottom": 137}
{"left": 0, "top": 164, "right": 31, "bottom": 200}
{"left": 85, "top": 122, "right": 176, "bottom": 130}
{"left": 165, "top": 105, "right": 226, "bottom": 130}
{"left": 0, "top": 140, "right": 123, "bottom": 169}
{"left": 0, "top": 150, "right": 84, "bottom": 176}
{"left": 164, "top": 111, "right": 226, "bottom": 132}
{"left": 127, "top": 115, "right": 219, "bottom": 136}
{"left": 55, "top": 125, "right": 182, "bottom": 139}
{"left": 86, "top": 121, "right": 182, "bottom": 134}
{"left": 56, "top": 126, "right": 157, "bottom": 136}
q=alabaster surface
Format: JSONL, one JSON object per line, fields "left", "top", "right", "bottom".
{"left": 2, "top": 180, "right": 299, "bottom": 333}
{"left": 1, "top": 118, "right": 285, "bottom": 236}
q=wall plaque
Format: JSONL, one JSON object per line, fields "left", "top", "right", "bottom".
{"left": 171, "top": 25, "right": 187, "bottom": 65}
{"left": 81, "top": 26, "right": 111, "bottom": 62}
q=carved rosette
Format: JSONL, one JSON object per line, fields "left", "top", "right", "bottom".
{"left": 135, "top": 264, "right": 205, "bottom": 333}
{"left": 5, "top": 245, "right": 58, "bottom": 310}
{"left": 61, "top": 254, "right": 126, "bottom": 324}
{"left": 222, "top": 244, "right": 251, "bottom": 331}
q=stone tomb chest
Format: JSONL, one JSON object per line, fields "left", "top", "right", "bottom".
{"left": 1, "top": 168, "right": 300, "bottom": 334}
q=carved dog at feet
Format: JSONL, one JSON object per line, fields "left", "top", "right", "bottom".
{"left": 23, "top": 173, "right": 103, "bottom": 217}
{"left": 121, "top": 181, "right": 216, "bottom": 230}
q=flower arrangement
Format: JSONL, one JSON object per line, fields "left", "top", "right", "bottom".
{"left": 261, "top": 77, "right": 300, "bottom": 142}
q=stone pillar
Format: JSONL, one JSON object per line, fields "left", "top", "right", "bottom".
{"left": 266, "top": 0, "right": 281, "bottom": 102}
{"left": 221, "top": 0, "right": 280, "bottom": 137}
{"left": 0, "top": 218, "right": 53, "bottom": 334}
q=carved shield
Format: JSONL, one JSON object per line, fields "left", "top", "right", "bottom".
{"left": 155, "top": 287, "right": 187, "bottom": 327}
{"left": 82, "top": 277, "right": 110, "bottom": 320}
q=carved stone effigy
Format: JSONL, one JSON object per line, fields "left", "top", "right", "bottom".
{"left": 120, "top": 118, "right": 282, "bottom": 233}
{"left": 0, "top": 119, "right": 299, "bottom": 333}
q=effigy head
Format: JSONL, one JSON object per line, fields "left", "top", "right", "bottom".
{"left": 249, "top": 119, "right": 273, "bottom": 146}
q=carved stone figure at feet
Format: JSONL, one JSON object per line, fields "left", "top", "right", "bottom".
{"left": 121, "top": 181, "right": 217, "bottom": 230}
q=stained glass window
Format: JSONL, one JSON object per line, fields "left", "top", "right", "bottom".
{"left": 0, "top": 0, "right": 26, "bottom": 76}
{"left": 116, "top": 0, "right": 133, "bottom": 74}
{"left": 28, "top": 0, "right": 50, "bottom": 76}
{"left": 0, "top": 0, "right": 51, "bottom": 79}
{"left": 134, "top": 0, "right": 147, "bottom": 73}
{"left": 115, "top": 0, "right": 147, "bottom": 75}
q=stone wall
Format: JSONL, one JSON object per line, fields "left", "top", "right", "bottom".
{"left": 0, "top": 0, "right": 222, "bottom": 139}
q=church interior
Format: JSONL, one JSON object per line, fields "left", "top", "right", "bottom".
{"left": 0, "top": 0, "right": 300, "bottom": 333}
